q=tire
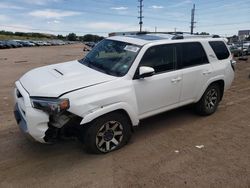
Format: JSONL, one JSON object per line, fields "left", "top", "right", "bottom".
{"left": 195, "top": 84, "right": 221, "bottom": 116}
{"left": 82, "top": 112, "right": 132, "bottom": 154}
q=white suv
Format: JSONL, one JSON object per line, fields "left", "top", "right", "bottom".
{"left": 14, "top": 34, "right": 235, "bottom": 153}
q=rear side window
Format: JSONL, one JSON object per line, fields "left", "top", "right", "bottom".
{"left": 179, "top": 42, "right": 209, "bottom": 68}
{"left": 209, "top": 41, "right": 230, "bottom": 60}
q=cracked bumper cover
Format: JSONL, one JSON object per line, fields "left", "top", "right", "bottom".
{"left": 14, "top": 81, "right": 49, "bottom": 143}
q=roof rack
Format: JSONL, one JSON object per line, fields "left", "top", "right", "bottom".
{"left": 135, "top": 32, "right": 221, "bottom": 40}
{"left": 180, "top": 34, "right": 221, "bottom": 39}
{"left": 136, "top": 31, "right": 191, "bottom": 35}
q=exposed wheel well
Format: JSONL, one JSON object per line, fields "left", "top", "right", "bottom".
{"left": 79, "top": 109, "right": 134, "bottom": 143}
{"left": 87, "top": 109, "right": 134, "bottom": 131}
{"left": 209, "top": 80, "right": 225, "bottom": 100}
{"left": 108, "top": 109, "right": 134, "bottom": 131}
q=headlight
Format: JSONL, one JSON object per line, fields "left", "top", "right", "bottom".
{"left": 30, "top": 97, "right": 70, "bottom": 114}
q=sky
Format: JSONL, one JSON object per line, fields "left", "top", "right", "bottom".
{"left": 0, "top": 0, "right": 249, "bottom": 37}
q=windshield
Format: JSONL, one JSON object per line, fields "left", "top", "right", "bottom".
{"left": 79, "top": 39, "right": 141, "bottom": 77}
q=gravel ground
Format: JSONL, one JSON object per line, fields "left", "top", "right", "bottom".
{"left": 0, "top": 45, "right": 249, "bottom": 188}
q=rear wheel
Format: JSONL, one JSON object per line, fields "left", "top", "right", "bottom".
{"left": 83, "top": 112, "right": 132, "bottom": 154}
{"left": 195, "top": 84, "right": 221, "bottom": 116}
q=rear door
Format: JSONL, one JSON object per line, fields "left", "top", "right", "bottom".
{"left": 178, "top": 42, "right": 212, "bottom": 103}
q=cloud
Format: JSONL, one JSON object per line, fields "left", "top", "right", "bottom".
{"left": 151, "top": 5, "right": 164, "bottom": 9}
{"left": 0, "top": 2, "right": 24, "bottom": 9}
{"left": 85, "top": 22, "right": 137, "bottom": 31}
{"left": 170, "top": 0, "right": 192, "bottom": 7}
{"left": 23, "top": 0, "right": 61, "bottom": 5}
{"left": 29, "top": 9, "right": 81, "bottom": 19}
{"left": 47, "top": 20, "right": 60, "bottom": 24}
{"left": 0, "top": 24, "right": 34, "bottom": 33}
{"left": 110, "top": 7, "right": 128, "bottom": 10}
{"left": 0, "top": 15, "right": 9, "bottom": 21}
{"left": 165, "top": 12, "right": 186, "bottom": 18}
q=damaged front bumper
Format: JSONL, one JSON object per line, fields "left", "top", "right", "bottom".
{"left": 14, "top": 81, "right": 82, "bottom": 143}
{"left": 14, "top": 103, "right": 36, "bottom": 142}
{"left": 14, "top": 81, "right": 50, "bottom": 143}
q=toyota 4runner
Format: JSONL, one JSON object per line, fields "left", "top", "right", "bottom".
{"left": 14, "top": 33, "right": 235, "bottom": 153}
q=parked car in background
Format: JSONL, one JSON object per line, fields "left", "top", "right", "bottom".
{"left": 6, "top": 40, "right": 23, "bottom": 48}
{"left": 2, "top": 40, "right": 13, "bottom": 48}
{"left": 84, "top": 42, "right": 96, "bottom": 48}
{"left": 229, "top": 45, "right": 242, "bottom": 57}
{"left": 30, "top": 41, "right": 39, "bottom": 46}
{"left": 231, "top": 43, "right": 248, "bottom": 56}
{"left": 243, "top": 42, "right": 250, "bottom": 55}
{"left": 0, "top": 41, "right": 5, "bottom": 49}
{"left": 14, "top": 40, "right": 36, "bottom": 47}
{"left": 83, "top": 42, "right": 96, "bottom": 51}
{"left": 32, "top": 41, "right": 46, "bottom": 46}
{"left": 0, "top": 39, "right": 75, "bottom": 49}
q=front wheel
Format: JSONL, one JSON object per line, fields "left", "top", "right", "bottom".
{"left": 82, "top": 112, "right": 132, "bottom": 154}
{"left": 195, "top": 84, "right": 221, "bottom": 116}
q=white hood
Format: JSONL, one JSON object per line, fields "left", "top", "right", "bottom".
{"left": 19, "top": 60, "right": 116, "bottom": 97}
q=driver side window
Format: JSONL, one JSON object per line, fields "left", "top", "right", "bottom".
{"left": 139, "top": 44, "right": 177, "bottom": 74}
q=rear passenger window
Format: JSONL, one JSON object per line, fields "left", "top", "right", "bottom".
{"left": 139, "top": 44, "right": 176, "bottom": 74}
{"left": 209, "top": 41, "right": 230, "bottom": 60}
{"left": 180, "top": 42, "right": 209, "bottom": 68}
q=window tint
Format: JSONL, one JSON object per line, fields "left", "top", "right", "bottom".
{"left": 180, "top": 42, "right": 209, "bottom": 68}
{"left": 139, "top": 44, "right": 176, "bottom": 74}
{"left": 209, "top": 41, "right": 230, "bottom": 60}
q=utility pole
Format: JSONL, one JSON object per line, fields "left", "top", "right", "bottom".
{"left": 138, "top": 0, "right": 144, "bottom": 32}
{"left": 190, "top": 4, "right": 196, "bottom": 34}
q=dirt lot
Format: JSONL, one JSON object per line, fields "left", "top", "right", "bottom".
{"left": 0, "top": 44, "right": 249, "bottom": 188}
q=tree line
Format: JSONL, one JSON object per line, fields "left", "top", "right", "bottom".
{"left": 0, "top": 30, "right": 104, "bottom": 42}
{"left": 0, "top": 30, "right": 53, "bottom": 38}
{"left": 65, "top": 33, "right": 104, "bottom": 42}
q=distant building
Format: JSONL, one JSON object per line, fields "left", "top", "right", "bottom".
{"left": 238, "top": 30, "right": 250, "bottom": 40}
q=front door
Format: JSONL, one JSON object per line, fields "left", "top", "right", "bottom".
{"left": 133, "top": 44, "right": 182, "bottom": 116}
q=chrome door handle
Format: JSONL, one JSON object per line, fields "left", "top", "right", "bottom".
{"left": 171, "top": 77, "right": 182, "bottom": 83}
{"left": 202, "top": 70, "right": 212, "bottom": 75}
